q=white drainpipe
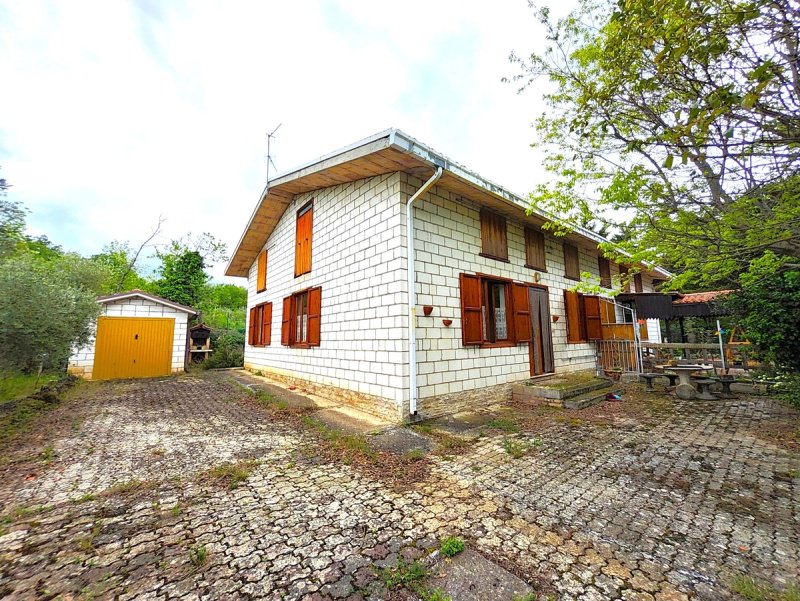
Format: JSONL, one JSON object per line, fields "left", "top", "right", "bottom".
{"left": 406, "top": 167, "right": 443, "bottom": 417}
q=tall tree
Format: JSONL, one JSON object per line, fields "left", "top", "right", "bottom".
{"left": 154, "top": 233, "right": 228, "bottom": 308}
{"left": 510, "top": 0, "right": 800, "bottom": 288}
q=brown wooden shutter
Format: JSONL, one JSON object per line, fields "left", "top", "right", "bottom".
{"left": 248, "top": 307, "right": 257, "bottom": 346}
{"left": 261, "top": 302, "right": 272, "bottom": 346}
{"left": 512, "top": 283, "right": 531, "bottom": 343}
{"left": 479, "top": 209, "right": 508, "bottom": 261}
{"left": 281, "top": 296, "right": 292, "bottom": 346}
{"left": 564, "top": 243, "right": 580, "bottom": 280}
{"left": 598, "top": 257, "right": 611, "bottom": 288}
{"left": 619, "top": 264, "right": 630, "bottom": 292}
{"left": 295, "top": 203, "right": 313, "bottom": 276}
{"left": 256, "top": 250, "right": 267, "bottom": 292}
{"left": 564, "top": 290, "right": 585, "bottom": 343}
{"left": 459, "top": 273, "right": 483, "bottom": 346}
{"left": 525, "top": 228, "right": 546, "bottom": 270}
{"left": 307, "top": 287, "right": 321, "bottom": 347}
{"left": 582, "top": 295, "right": 603, "bottom": 340}
{"left": 633, "top": 273, "right": 643, "bottom": 293}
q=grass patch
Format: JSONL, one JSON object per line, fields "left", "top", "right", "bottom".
{"left": 731, "top": 575, "right": 800, "bottom": 601}
{"left": 511, "top": 594, "right": 538, "bottom": 601}
{"left": 189, "top": 544, "right": 208, "bottom": 569}
{"left": 439, "top": 536, "right": 465, "bottom": 558}
{"left": 39, "top": 445, "right": 56, "bottom": 462}
{"left": 376, "top": 558, "right": 427, "bottom": 589}
{"left": 200, "top": 460, "right": 260, "bottom": 490}
{"left": 300, "top": 415, "right": 376, "bottom": 463}
{"left": 421, "top": 589, "right": 452, "bottom": 601}
{"left": 102, "top": 479, "right": 156, "bottom": 497}
{"left": 71, "top": 493, "right": 97, "bottom": 504}
{"left": 485, "top": 418, "right": 520, "bottom": 433}
{"left": 403, "top": 448, "right": 426, "bottom": 461}
{"left": 248, "top": 388, "right": 289, "bottom": 411}
{"left": 503, "top": 437, "right": 529, "bottom": 459}
{"left": 0, "top": 372, "right": 58, "bottom": 402}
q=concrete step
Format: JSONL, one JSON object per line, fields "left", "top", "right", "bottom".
{"left": 562, "top": 389, "right": 622, "bottom": 410}
{"left": 514, "top": 376, "right": 612, "bottom": 403}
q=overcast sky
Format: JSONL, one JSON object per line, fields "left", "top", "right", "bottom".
{"left": 0, "top": 0, "right": 561, "bottom": 282}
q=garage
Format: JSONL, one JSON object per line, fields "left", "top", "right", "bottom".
{"left": 68, "top": 290, "right": 197, "bottom": 381}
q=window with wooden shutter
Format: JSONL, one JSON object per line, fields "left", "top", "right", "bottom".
{"left": 633, "top": 273, "right": 643, "bottom": 292}
{"left": 260, "top": 302, "right": 272, "bottom": 346}
{"left": 564, "top": 290, "right": 587, "bottom": 342}
{"left": 256, "top": 250, "right": 267, "bottom": 292}
{"left": 582, "top": 295, "right": 603, "bottom": 340}
{"left": 598, "top": 257, "right": 611, "bottom": 288}
{"left": 525, "top": 228, "right": 547, "bottom": 271}
{"left": 281, "top": 296, "right": 291, "bottom": 345}
{"left": 479, "top": 209, "right": 508, "bottom": 261}
{"left": 512, "top": 283, "right": 531, "bottom": 343}
{"left": 248, "top": 307, "right": 257, "bottom": 346}
{"left": 295, "top": 202, "right": 313, "bottom": 276}
{"left": 459, "top": 273, "right": 483, "bottom": 346}
{"left": 307, "top": 287, "right": 321, "bottom": 347}
{"left": 564, "top": 243, "right": 580, "bottom": 280}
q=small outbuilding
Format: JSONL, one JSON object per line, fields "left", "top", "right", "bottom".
{"left": 68, "top": 290, "right": 197, "bottom": 380}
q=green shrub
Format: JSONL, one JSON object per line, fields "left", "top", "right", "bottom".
{"left": 202, "top": 329, "right": 245, "bottom": 369}
{"left": 439, "top": 536, "right": 465, "bottom": 557}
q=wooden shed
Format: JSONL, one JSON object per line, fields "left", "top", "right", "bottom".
{"left": 68, "top": 290, "right": 197, "bottom": 380}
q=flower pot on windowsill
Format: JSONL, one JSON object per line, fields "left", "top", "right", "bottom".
{"left": 423, "top": 306, "right": 433, "bottom": 316}
{"left": 442, "top": 319, "right": 452, "bottom": 327}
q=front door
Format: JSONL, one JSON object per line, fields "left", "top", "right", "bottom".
{"left": 528, "top": 287, "right": 554, "bottom": 376}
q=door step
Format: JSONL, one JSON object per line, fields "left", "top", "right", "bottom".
{"left": 512, "top": 372, "right": 616, "bottom": 409}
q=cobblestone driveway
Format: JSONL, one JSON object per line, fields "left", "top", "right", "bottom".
{"left": 0, "top": 373, "right": 797, "bottom": 600}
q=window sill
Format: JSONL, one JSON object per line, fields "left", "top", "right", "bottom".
{"left": 480, "top": 340, "right": 516, "bottom": 349}
{"left": 479, "top": 252, "right": 510, "bottom": 263}
{"left": 565, "top": 275, "right": 580, "bottom": 282}
{"left": 525, "top": 264, "right": 547, "bottom": 272}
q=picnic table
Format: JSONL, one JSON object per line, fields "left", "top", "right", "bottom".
{"left": 656, "top": 364, "right": 715, "bottom": 399}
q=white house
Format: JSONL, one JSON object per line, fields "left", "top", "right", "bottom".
{"left": 68, "top": 290, "right": 196, "bottom": 380}
{"left": 226, "top": 129, "right": 667, "bottom": 421}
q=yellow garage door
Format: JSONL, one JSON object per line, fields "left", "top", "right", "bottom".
{"left": 93, "top": 317, "right": 175, "bottom": 380}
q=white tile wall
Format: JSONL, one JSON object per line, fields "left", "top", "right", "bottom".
{"left": 68, "top": 298, "right": 190, "bottom": 379}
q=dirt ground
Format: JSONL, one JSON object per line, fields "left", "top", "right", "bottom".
{"left": 0, "top": 372, "right": 797, "bottom": 600}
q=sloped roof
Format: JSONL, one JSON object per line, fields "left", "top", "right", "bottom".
{"left": 226, "top": 128, "right": 673, "bottom": 279}
{"left": 672, "top": 290, "right": 734, "bottom": 305}
{"left": 97, "top": 290, "right": 197, "bottom": 315}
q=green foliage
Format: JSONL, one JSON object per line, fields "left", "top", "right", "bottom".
{"left": 511, "top": 0, "right": 800, "bottom": 289}
{"left": 439, "top": 536, "right": 465, "bottom": 558}
{"left": 188, "top": 545, "right": 208, "bottom": 568}
{"left": 202, "top": 330, "right": 245, "bottom": 369}
{"left": 0, "top": 198, "right": 27, "bottom": 259}
{"left": 0, "top": 372, "right": 58, "bottom": 402}
{"left": 503, "top": 437, "right": 529, "bottom": 459}
{"left": 90, "top": 241, "right": 149, "bottom": 293}
{"left": 0, "top": 255, "right": 101, "bottom": 371}
{"left": 198, "top": 283, "right": 247, "bottom": 331}
{"left": 376, "top": 558, "right": 427, "bottom": 589}
{"left": 155, "top": 249, "right": 207, "bottom": 307}
{"left": 726, "top": 255, "right": 800, "bottom": 371}
{"left": 731, "top": 574, "right": 800, "bottom": 601}
{"left": 485, "top": 418, "right": 520, "bottom": 433}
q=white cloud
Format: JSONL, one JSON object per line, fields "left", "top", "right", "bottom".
{"left": 0, "top": 0, "right": 568, "bottom": 282}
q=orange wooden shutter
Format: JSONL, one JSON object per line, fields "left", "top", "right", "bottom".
{"left": 564, "top": 290, "right": 585, "bottom": 342}
{"left": 459, "top": 273, "right": 483, "bottom": 346}
{"left": 512, "top": 283, "right": 531, "bottom": 343}
{"left": 582, "top": 295, "right": 603, "bottom": 340}
{"left": 480, "top": 209, "right": 508, "bottom": 260}
{"left": 256, "top": 250, "right": 267, "bottom": 292}
{"left": 281, "top": 296, "right": 291, "bottom": 346}
{"left": 307, "top": 287, "right": 321, "bottom": 347}
{"left": 248, "top": 307, "right": 257, "bottom": 345}
{"left": 564, "top": 243, "right": 580, "bottom": 280}
{"left": 261, "top": 302, "right": 272, "bottom": 346}
{"left": 295, "top": 204, "right": 313, "bottom": 276}
{"left": 598, "top": 257, "right": 611, "bottom": 288}
{"left": 525, "top": 228, "right": 546, "bottom": 270}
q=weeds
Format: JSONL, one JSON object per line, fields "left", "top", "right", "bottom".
{"left": 170, "top": 502, "right": 182, "bottom": 517}
{"left": 439, "top": 536, "right": 465, "bottom": 558}
{"left": 102, "top": 479, "right": 155, "bottom": 497}
{"left": 404, "top": 448, "right": 426, "bottom": 461}
{"left": 200, "top": 460, "right": 260, "bottom": 490}
{"left": 731, "top": 575, "right": 800, "bottom": 601}
{"left": 485, "top": 418, "right": 520, "bottom": 433}
{"left": 503, "top": 438, "right": 529, "bottom": 459}
{"left": 39, "top": 445, "right": 56, "bottom": 462}
{"left": 376, "top": 558, "right": 427, "bottom": 589}
{"left": 71, "top": 493, "right": 97, "bottom": 504}
{"left": 421, "top": 588, "right": 452, "bottom": 601}
{"left": 189, "top": 545, "right": 208, "bottom": 568}
{"left": 511, "top": 594, "right": 538, "bottom": 601}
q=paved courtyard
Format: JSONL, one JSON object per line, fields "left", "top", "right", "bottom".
{"left": 0, "top": 373, "right": 797, "bottom": 600}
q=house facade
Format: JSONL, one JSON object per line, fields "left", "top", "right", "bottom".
{"left": 226, "top": 130, "right": 667, "bottom": 421}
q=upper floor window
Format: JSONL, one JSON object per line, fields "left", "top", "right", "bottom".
{"left": 563, "top": 243, "right": 580, "bottom": 280}
{"left": 633, "top": 272, "right": 644, "bottom": 292}
{"left": 598, "top": 256, "right": 611, "bottom": 288}
{"left": 256, "top": 249, "right": 267, "bottom": 293}
{"left": 479, "top": 209, "right": 508, "bottom": 261}
{"left": 525, "top": 227, "right": 547, "bottom": 271}
{"left": 295, "top": 201, "right": 313, "bottom": 276}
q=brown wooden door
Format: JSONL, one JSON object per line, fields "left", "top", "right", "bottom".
{"left": 528, "top": 287, "right": 554, "bottom": 376}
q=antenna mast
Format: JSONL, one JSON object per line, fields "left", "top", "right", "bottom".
{"left": 266, "top": 123, "right": 282, "bottom": 187}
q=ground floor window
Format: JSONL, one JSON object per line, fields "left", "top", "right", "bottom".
{"left": 482, "top": 279, "right": 509, "bottom": 343}
{"left": 281, "top": 286, "right": 321, "bottom": 347}
{"left": 248, "top": 302, "right": 272, "bottom": 347}
{"left": 459, "top": 273, "right": 535, "bottom": 347}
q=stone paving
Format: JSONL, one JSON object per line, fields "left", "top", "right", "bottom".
{"left": 0, "top": 373, "right": 797, "bottom": 600}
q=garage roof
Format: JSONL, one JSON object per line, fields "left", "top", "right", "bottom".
{"left": 97, "top": 290, "right": 198, "bottom": 315}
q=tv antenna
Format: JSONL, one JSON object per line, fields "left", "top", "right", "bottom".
{"left": 265, "top": 123, "right": 282, "bottom": 187}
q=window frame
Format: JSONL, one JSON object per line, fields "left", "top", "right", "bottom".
{"left": 598, "top": 256, "right": 611, "bottom": 289}
{"left": 524, "top": 227, "right": 547, "bottom": 271}
{"left": 480, "top": 276, "right": 514, "bottom": 347}
{"left": 256, "top": 249, "right": 267, "bottom": 293}
{"left": 294, "top": 200, "right": 313, "bottom": 277}
{"left": 281, "top": 286, "right": 321, "bottom": 348}
{"left": 247, "top": 301, "right": 272, "bottom": 347}
{"left": 563, "top": 242, "right": 580, "bottom": 281}
{"left": 479, "top": 209, "right": 509, "bottom": 262}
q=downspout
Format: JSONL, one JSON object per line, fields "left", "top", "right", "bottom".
{"left": 406, "top": 167, "right": 443, "bottom": 417}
